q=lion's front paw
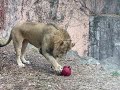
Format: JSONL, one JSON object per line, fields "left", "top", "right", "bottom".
{"left": 52, "top": 65, "right": 63, "bottom": 74}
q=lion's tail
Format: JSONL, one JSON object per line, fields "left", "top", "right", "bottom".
{"left": 0, "top": 33, "right": 12, "bottom": 47}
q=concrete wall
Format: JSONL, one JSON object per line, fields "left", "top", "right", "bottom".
{"left": 88, "top": 0, "right": 120, "bottom": 60}
{"left": 89, "top": 15, "right": 120, "bottom": 60}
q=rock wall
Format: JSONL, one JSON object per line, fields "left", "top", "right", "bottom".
{"left": 0, "top": 0, "right": 89, "bottom": 57}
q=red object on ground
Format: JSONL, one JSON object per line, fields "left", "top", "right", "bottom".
{"left": 61, "top": 66, "right": 71, "bottom": 76}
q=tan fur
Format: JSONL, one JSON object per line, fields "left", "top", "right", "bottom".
{"left": 0, "top": 22, "right": 74, "bottom": 73}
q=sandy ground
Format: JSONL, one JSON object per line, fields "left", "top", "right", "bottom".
{"left": 0, "top": 44, "right": 120, "bottom": 90}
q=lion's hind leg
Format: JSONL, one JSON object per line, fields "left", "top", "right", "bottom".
{"left": 12, "top": 33, "right": 25, "bottom": 67}
{"left": 21, "top": 40, "right": 30, "bottom": 64}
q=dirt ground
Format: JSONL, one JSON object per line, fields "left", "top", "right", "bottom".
{"left": 0, "top": 44, "right": 120, "bottom": 90}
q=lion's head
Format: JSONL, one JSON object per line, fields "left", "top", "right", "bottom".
{"left": 52, "top": 29, "right": 75, "bottom": 58}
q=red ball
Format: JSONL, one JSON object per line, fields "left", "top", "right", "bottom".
{"left": 61, "top": 66, "right": 71, "bottom": 76}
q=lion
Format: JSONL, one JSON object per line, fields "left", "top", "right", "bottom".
{"left": 0, "top": 22, "right": 74, "bottom": 73}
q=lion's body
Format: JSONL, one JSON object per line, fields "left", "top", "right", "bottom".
{"left": 12, "top": 22, "right": 55, "bottom": 48}
{"left": 0, "top": 22, "right": 74, "bottom": 73}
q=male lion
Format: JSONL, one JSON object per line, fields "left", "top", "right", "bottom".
{"left": 0, "top": 22, "right": 74, "bottom": 73}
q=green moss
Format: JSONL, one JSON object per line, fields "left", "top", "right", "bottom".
{"left": 111, "top": 71, "right": 120, "bottom": 76}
